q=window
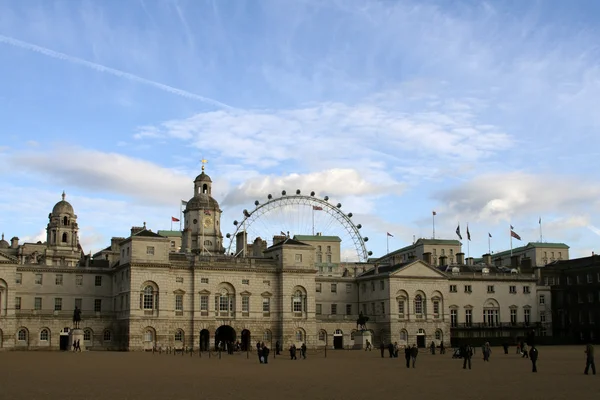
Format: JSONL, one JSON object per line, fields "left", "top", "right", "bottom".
{"left": 433, "top": 300, "right": 440, "bottom": 316}
{"left": 487, "top": 285, "right": 494, "bottom": 293}
{"left": 362, "top": 303, "right": 367, "bottom": 315}
{"left": 34, "top": 297, "right": 42, "bottom": 310}
{"left": 170, "top": 240, "right": 176, "bottom": 248}
{"left": 95, "top": 276, "right": 102, "bottom": 287}
{"left": 295, "top": 330, "right": 304, "bottom": 342}
{"left": 18, "top": 329, "right": 27, "bottom": 341}
{"left": 242, "top": 296, "right": 250, "bottom": 313}
{"left": 371, "top": 282, "right": 375, "bottom": 291}
{"left": 200, "top": 278, "right": 209, "bottom": 284}
{"left": 346, "top": 283, "right": 352, "bottom": 293}
{"left": 327, "top": 245, "right": 331, "bottom": 252}
{"left": 398, "top": 300, "right": 405, "bottom": 316}
{"left": 465, "top": 309, "right": 472, "bottom": 327}
{"left": 242, "top": 279, "right": 249, "bottom": 285}
{"left": 540, "top": 311, "right": 546, "bottom": 323}
{"left": 316, "top": 304, "right": 322, "bottom": 315}
{"left": 143, "top": 286, "right": 154, "bottom": 309}
{"left": 326, "top": 255, "right": 332, "bottom": 263}
{"left": 295, "top": 254, "right": 302, "bottom": 262}
{"left": 76, "top": 275, "right": 83, "bottom": 286}
{"left": 380, "top": 302, "right": 385, "bottom": 315}
{"left": 318, "top": 330, "right": 326, "bottom": 341}
{"left": 464, "top": 285, "right": 472, "bottom": 293}
{"left": 523, "top": 286, "right": 530, "bottom": 294}
{"left": 94, "top": 299, "right": 102, "bottom": 312}
{"left": 509, "top": 286, "right": 517, "bottom": 294}
{"left": 55, "top": 274, "right": 63, "bottom": 285}
{"left": 262, "top": 297, "right": 270, "bottom": 313}
{"left": 40, "top": 329, "right": 49, "bottom": 341}
{"left": 175, "top": 294, "right": 183, "bottom": 312}
{"left": 200, "top": 295, "right": 208, "bottom": 311}
{"left": 293, "top": 290, "right": 304, "bottom": 313}
{"left": 524, "top": 308, "right": 531, "bottom": 324}
{"left": 346, "top": 304, "right": 352, "bottom": 315}
{"left": 379, "top": 281, "right": 384, "bottom": 290}
{"left": 435, "top": 330, "right": 442, "bottom": 340}
{"left": 414, "top": 295, "right": 423, "bottom": 315}
{"left": 176, "top": 277, "right": 184, "bottom": 283}
{"left": 317, "top": 254, "right": 322, "bottom": 263}
{"left": 174, "top": 330, "right": 184, "bottom": 342}
{"left": 35, "top": 274, "right": 43, "bottom": 285}
{"left": 16, "top": 273, "right": 22, "bottom": 284}
{"left": 103, "top": 330, "right": 112, "bottom": 341}
{"left": 263, "top": 280, "right": 270, "bottom": 286}
{"left": 450, "top": 309, "right": 457, "bottom": 327}
{"left": 449, "top": 285, "right": 457, "bottom": 293}
{"left": 510, "top": 308, "right": 517, "bottom": 324}
{"left": 484, "top": 309, "right": 499, "bottom": 326}
{"left": 84, "top": 330, "right": 92, "bottom": 341}
{"left": 75, "top": 298, "right": 82, "bottom": 310}
{"left": 54, "top": 298, "right": 62, "bottom": 311}
{"left": 316, "top": 283, "right": 321, "bottom": 293}
{"left": 15, "top": 297, "right": 21, "bottom": 310}
{"left": 539, "top": 295, "right": 545, "bottom": 305}
{"left": 146, "top": 246, "right": 155, "bottom": 255}
{"left": 331, "top": 284, "right": 337, "bottom": 293}
{"left": 331, "top": 304, "right": 337, "bottom": 315}
{"left": 587, "top": 273, "right": 593, "bottom": 283}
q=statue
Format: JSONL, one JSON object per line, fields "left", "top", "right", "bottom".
{"left": 73, "top": 306, "right": 82, "bottom": 329}
{"left": 356, "top": 311, "right": 369, "bottom": 331}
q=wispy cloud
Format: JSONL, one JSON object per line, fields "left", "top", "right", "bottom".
{"left": 0, "top": 34, "right": 233, "bottom": 109}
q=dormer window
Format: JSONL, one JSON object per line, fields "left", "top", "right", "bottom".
{"left": 63, "top": 216, "right": 68, "bottom": 226}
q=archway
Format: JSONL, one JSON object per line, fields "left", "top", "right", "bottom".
{"left": 241, "top": 329, "right": 251, "bottom": 351}
{"left": 416, "top": 328, "right": 426, "bottom": 348}
{"left": 199, "top": 329, "right": 210, "bottom": 351}
{"left": 333, "top": 329, "right": 344, "bottom": 349}
{"left": 215, "top": 325, "right": 236, "bottom": 351}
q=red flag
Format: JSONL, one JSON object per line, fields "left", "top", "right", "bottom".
{"left": 171, "top": 217, "right": 180, "bottom": 222}
{"left": 313, "top": 206, "right": 323, "bottom": 211}
{"left": 432, "top": 211, "right": 437, "bottom": 216}
{"left": 510, "top": 230, "right": 521, "bottom": 240}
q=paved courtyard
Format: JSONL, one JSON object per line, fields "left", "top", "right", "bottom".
{"left": 1, "top": 346, "right": 597, "bottom": 400}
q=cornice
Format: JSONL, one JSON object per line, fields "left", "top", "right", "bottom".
{"left": 16, "top": 266, "right": 113, "bottom": 274}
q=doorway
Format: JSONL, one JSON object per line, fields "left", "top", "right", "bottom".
{"left": 199, "top": 329, "right": 210, "bottom": 351}
{"left": 417, "top": 329, "right": 426, "bottom": 348}
{"left": 241, "top": 329, "right": 251, "bottom": 351}
{"left": 215, "top": 325, "right": 236, "bottom": 351}
{"left": 59, "top": 334, "right": 69, "bottom": 351}
{"left": 333, "top": 329, "right": 344, "bottom": 349}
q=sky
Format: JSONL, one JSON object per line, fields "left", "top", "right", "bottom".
{"left": 1, "top": 0, "right": 599, "bottom": 260}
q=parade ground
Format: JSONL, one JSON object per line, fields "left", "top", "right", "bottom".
{"left": 0, "top": 346, "right": 598, "bottom": 400}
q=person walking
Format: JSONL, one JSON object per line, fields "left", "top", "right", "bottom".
{"left": 301, "top": 343, "right": 307, "bottom": 359}
{"left": 430, "top": 341, "right": 436, "bottom": 355}
{"left": 529, "top": 345, "right": 538, "bottom": 373}
{"left": 483, "top": 342, "right": 491, "bottom": 362}
{"left": 521, "top": 342, "right": 529, "bottom": 358}
{"left": 404, "top": 345, "right": 411, "bottom": 368}
{"left": 585, "top": 343, "right": 596, "bottom": 375}
{"left": 410, "top": 344, "right": 419, "bottom": 368}
{"left": 262, "top": 344, "right": 270, "bottom": 364}
{"left": 275, "top": 340, "right": 281, "bottom": 355}
{"left": 380, "top": 341, "right": 385, "bottom": 358}
{"left": 463, "top": 344, "right": 473, "bottom": 370}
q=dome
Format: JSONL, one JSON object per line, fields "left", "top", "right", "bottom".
{"left": 0, "top": 233, "right": 9, "bottom": 249}
{"left": 52, "top": 192, "right": 74, "bottom": 215}
{"left": 185, "top": 193, "right": 220, "bottom": 211}
{"left": 194, "top": 172, "right": 212, "bottom": 183}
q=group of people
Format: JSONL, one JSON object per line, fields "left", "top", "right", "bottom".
{"left": 71, "top": 339, "right": 82, "bottom": 352}
{"left": 288, "top": 343, "right": 307, "bottom": 360}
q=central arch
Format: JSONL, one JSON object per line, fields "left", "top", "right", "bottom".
{"left": 199, "top": 329, "right": 210, "bottom": 351}
{"left": 241, "top": 329, "right": 251, "bottom": 351}
{"left": 215, "top": 325, "right": 236, "bottom": 351}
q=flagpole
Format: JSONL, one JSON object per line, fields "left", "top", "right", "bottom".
{"left": 387, "top": 234, "right": 389, "bottom": 255}
{"left": 171, "top": 219, "right": 173, "bottom": 231}
{"left": 312, "top": 208, "right": 315, "bottom": 236}
{"left": 510, "top": 226, "right": 513, "bottom": 257}
{"left": 467, "top": 238, "right": 470, "bottom": 259}
{"left": 539, "top": 217, "right": 543, "bottom": 242}
{"left": 488, "top": 234, "right": 491, "bottom": 255}
{"left": 432, "top": 213, "right": 436, "bottom": 239}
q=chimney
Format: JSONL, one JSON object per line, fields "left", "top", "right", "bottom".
{"left": 456, "top": 252, "right": 465, "bottom": 265}
{"left": 466, "top": 257, "right": 474, "bottom": 266}
{"left": 423, "top": 252, "right": 432, "bottom": 265}
{"left": 511, "top": 255, "right": 519, "bottom": 269}
{"left": 272, "top": 235, "right": 286, "bottom": 246}
{"left": 11, "top": 236, "right": 19, "bottom": 249}
{"left": 439, "top": 255, "right": 448, "bottom": 266}
{"left": 482, "top": 253, "right": 492, "bottom": 265}
{"left": 111, "top": 237, "right": 124, "bottom": 252}
{"left": 130, "top": 226, "right": 145, "bottom": 236}
{"left": 374, "top": 264, "right": 379, "bottom": 274}
{"left": 353, "top": 267, "right": 358, "bottom": 277}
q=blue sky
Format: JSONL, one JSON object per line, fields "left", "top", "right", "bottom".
{"left": 1, "top": 0, "right": 599, "bottom": 260}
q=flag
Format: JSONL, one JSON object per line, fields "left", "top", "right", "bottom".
{"left": 456, "top": 224, "right": 462, "bottom": 240}
{"left": 467, "top": 225, "right": 471, "bottom": 241}
{"left": 488, "top": 233, "right": 492, "bottom": 238}
{"left": 387, "top": 232, "right": 394, "bottom": 237}
{"left": 181, "top": 200, "right": 188, "bottom": 206}
{"left": 510, "top": 225, "right": 514, "bottom": 230}
{"left": 313, "top": 206, "right": 323, "bottom": 211}
{"left": 171, "top": 217, "right": 180, "bottom": 222}
{"left": 204, "top": 210, "right": 211, "bottom": 215}
{"left": 432, "top": 211, "right": 437, "bottom": 216}
{"left": 511, "top": 230, "right": 522, "bottom": 240}
{"left": 280, "top": 231, "right": 286, "bottom": 236}
{"left": 539, "top": 217, "right": 541, "bottom": 224}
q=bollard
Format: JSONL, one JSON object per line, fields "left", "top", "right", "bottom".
{"left": 324, "top": 345, "right": 327, "bottom": 358}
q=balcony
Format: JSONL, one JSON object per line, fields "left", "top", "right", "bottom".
{"left": 452, "top": 322, "right": 541, "bottom": 329}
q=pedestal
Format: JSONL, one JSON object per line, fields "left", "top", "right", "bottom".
{"left": 353, "top": 330, "right": 372, "bottom": 350}
{"left": 69, "top": 328, "right": 86, "bottom": 351}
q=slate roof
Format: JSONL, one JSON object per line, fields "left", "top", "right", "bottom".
{"left": 267, "top": 237, "right": 311, "bottom": 249}
{"left": 294, "top": 235, "right": 341, "bottom": 242}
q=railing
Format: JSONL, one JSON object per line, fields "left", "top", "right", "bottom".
{"left": 452, "top": 322, "right": 541, "bottom": 329}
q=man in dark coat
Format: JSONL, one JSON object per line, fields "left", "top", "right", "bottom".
{"left": 584, "top": 344, "right": 595, "bottom": 375}
{"left": 388, "top": 342, "right": 395, "bottom": 358}
{"left": 275, "top": 340, "right": 281, "bottom": 355}
{"left": 410, "top": 345, "right": 419, "bottom": 368}
{"left": 463, "top": 344, "right": 473, "bottom": 370}
{"left": 256, "top": 341, "right": 262, "bottom": 363}
{"left": 262, "top": 344, "right": 270, "bottom": 364}
{"left": 380, "top": 341, "right": 385, "bottom": 358}
{"left": 404, "top": 345, "right": 411, "bottom": 368}
{"left": 529, "top": 345, "right": 538, "bottom": 373}
{"left": 289, "top": 344, "right": 297, "bottom": 360}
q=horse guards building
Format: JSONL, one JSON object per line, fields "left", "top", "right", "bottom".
{"left": 0, "top": 168, "right": 571, "bottom": 351}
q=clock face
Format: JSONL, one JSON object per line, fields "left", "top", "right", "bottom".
{"left": 203, "top": 216, "right": 213, "bottom": 229}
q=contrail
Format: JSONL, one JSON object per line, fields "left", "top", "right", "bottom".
{"left": 0, "top": 34, "right": 233, "bottom": 109}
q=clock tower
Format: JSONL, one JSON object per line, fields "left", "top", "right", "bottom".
{"left": 181, "top": 163, "right": 224, "bottom": 254}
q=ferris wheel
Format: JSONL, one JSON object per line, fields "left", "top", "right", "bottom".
{"left": 225, "top": 190, "right": 372, "bottom": 262}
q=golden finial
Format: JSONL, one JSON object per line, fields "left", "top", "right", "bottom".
{"left": 201, "top": 157, "right": 208, "bottom": 172}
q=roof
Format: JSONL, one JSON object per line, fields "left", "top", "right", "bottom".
{"left": 490, "top": 242, "right": 569, "bottom": 259}
{"left": 133, "top": 230, "right": 163, "bottom": 238}
{"left": 294, "top": 235, "right": 341, "bottom": 242}
{"left": 358, "top": 262, "right": 411, "bottom": 277}
{"left": 542, "top": 255, "right": 600, "bottom": 271}
{"left": 372, "top": 238, "right": 462, "bottom": 260}
{"left": 185, "top": 193, "right": 220, "bottom": 210}
{"left": 158, "top": 230, "right": 182, "bottom": 237}
{"left": 266, "top": 237, "right": 311, "bottom": 249}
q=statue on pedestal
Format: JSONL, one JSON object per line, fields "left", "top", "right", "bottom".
{"left": 73, "top": 306, "right": 82, "bottom": 329}
{"left": 356, "top": 311, "right": 369, "bottom": 331}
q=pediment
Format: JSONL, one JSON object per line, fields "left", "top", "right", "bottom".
{"left": 261, "top": 291, "right": 273, "bottom": 297}
{"left": 0, "top": 251, "right": 18, "bottom": 264}
{"left": 198, "top": 289, "right": 211, "bottom": 295}
{"left": 173, "top": 289, "right": 186, "bottom": 295}
{"left": 391, "top": 260, "right": 447, "bottom": 279}
{"left": 240, "top": 290, "right": 252, "bottom": 296}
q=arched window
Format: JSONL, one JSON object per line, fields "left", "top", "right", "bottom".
{"left": 435, "top": 330, "right": 442, "bottom": 340}
{"left": 414, "top": 295, "right": 423, "bottom": 315}
{"left": 63, "top": 216, "right": 68, "bottom": 226}
{"left": 263, "top": 330, "right": 272, "bottom": 342}
{"left": 83, "top": 329, "right": 92, "bottom": 341}
{"left": 400, "top": 330, "right": 408, "bottom": 342}
{"left": 62, "top": 232, "right": 68, "bottom": 243}
{"left": 17, "top": 329, "right": 27, "bottom": 341}
{"left": 318, "top": 330, "right": 327, "bottom": 341}
{"left": 40, "top": 329, "right": 49, "bottom": 341}
{"left": 350, "top": 330, "right": 356, "bottom": 340}
{"left": 144, "top": 330, "right": 154, "bottom": 342}
{"left": 143, "top": 286, "right": 154, "bottom": 309}
{"left": 295, "top": 329, "right": 304, "bottom": 342}
{"left": 292, "top": 288, "right": 307, "bottom": 314}
{"left": 103, "top": 330, "right": 112, "bottom": 342}
{"left": 175, "top": 330, "right": 184, "bottom": 342}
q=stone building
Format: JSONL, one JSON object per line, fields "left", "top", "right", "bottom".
{"left": 0, "top": 168, "right": 553, "bottom": 351}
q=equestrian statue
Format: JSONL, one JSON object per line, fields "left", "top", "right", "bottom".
{"left": 73, "top": 306, "right": 82, "bottom": 329}
{"left": 356, "top": 312, "right": 369, "bottom": 331}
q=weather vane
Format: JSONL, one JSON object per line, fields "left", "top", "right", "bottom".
{"left": 201, "top": 157, "right": 208, "bottom": 172}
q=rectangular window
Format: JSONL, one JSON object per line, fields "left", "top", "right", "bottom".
{"left": 146, "top": 246, "right": 155, "bottom": 255}
{"left": 510, "top": 309, "right": 517, "bottom": 324}
{"left": 398, "top": 300, "right": 405, "bottom": 316}
{"left": 262, "top": 297, "right": 270, "bottom": 313}
{"left": 509, "top": 286, "right": 517, "bottom": 294}
{"left": 379, "top": 281, "right": 384, "bottom": 290}
{"left": 94, "top": 299, "right": 102, "bottom": 312}
{"left": 449, "top": 285, "right": 457, "bottom": 293}
{"left": 16, "top": 273, "right": 22, "bottom": 284}
{"left": 450, "top": 309, "right": 457, "bottom": 327}
{"left": 587, "top": 273, "right": 593, "bottom": 283}
{"left": 316, "top": 304, "right": 322, "bottom": 315}
{"left": 295, "top": 254, "right": 302, "bottom": 262}
{"left": 176, "top": 277, "right": 184, "bottom": 283}
{"left": 316, "top": 283, "right": 321, "bottom": 292}
{"left": 54, "top": 298, "right": 62, "bottom": 311}
{"left": 175, "top": 294, "right": 183, "bottom": 312}
{"left": 201, "top": 278, "right": 209, "bottom": 284}
{"left": 371, "top": 282, "right": 375, "bottom": 291}
{"left": 540, "top": 311, "right": 546, "bottom": 323}
{"left": 433, "top": 300, "right": 440, "bottom": 315}
{"left": 263, "top": 280, "right": 270, "bottom": 286}
{"left": 464, "top": 285, "right": 472, "bottom": 293}
{"left": 35, "top": 274, "right": 43, "bottom": 285}
{"left": 15, "top": 297, "right": 21, "bottom": 310}
{"left": 539, "top": 295, "right": 545, "bottom": 305}
{"left": 380, "top": 302, "right": 385, "bottom": 315}
{"left": 523, "top": 286, "right": 530, "bottom": 294}
{"left": 331, "top": 304, "right": 337, "bottom": 315}
{"left": 95, "top": 276, "right": 102, "bottom": 286}
{"left": 55, "top": 274, "right": 63, "bottom": 285}
{"left": 200, "top": 295, "right": 208, "bottom": 311}
{"left": 326, "top": 254, "right": 332, "bottom": 263}
{"left": 487, "top": 285, "right": 494, "bottom": 293}
{"left": 346, "top": 283, "right": 352, "bottom": 293}
{"left": 346, "top": 304, "right": 352, "bottom": 315}
{"left": 371, "top": 303, "right": 376, "bottom": 314}
{"left": 242, "top": 279, "right": 249, "bottom": 285}
{"left": 34, "top": 297, "right": 42, "bottom": 310}
{"left": 75, "top": 298, "right": 82, "bottom": 310}
{"left": 331, "top": 283, "right": 337, "bottom": 293}
{"left": 242, "top": 296, "right": 250, "bottom": 313}
{"left": 465, "top": 309, "right": 472, "bottom": 326}
{"left": 76, "top": 275, "right": 83, "bottom": 286}
{"left": 219, "top": 296, "right": 229, "bottom": 312}
{"left": 524, "top": 308, "right": 531, "bottom": 324}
